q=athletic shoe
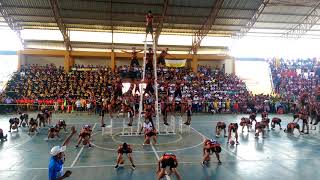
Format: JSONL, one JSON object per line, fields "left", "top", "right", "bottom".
{"left": 89, "top": 144, "right": 92, "bottom": 148}
{"left": 127, "top": 123, "right": 132, "bottom": 126}
{"left": 114, "top": 165, "right": 119, "bottom": 169}
{"left": 131, "top": 164, "right": 136, "bottom": 170}
{"left": 75, "top": 145, "right": 79, "bottom": 148}
{"left": 164, "top": 122, "right": 169, "bottom": 126}
{"left": 101, "top": 124, "right": 106, "bottom": 127}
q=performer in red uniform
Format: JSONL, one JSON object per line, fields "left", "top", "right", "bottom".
{"left": 75, "top": 125, "right": 92, "bottom": 148}
{"left": 202, "top": 139, "right": 222, "bottom": 166}
{"left": 145, "top": 10, "right": 154, "bottom": 39}
{"left": 271, "top": 117, "right": 282, "bottom": 130}
{"left": 255, "top": 121, "right": 266, "bottom": 138}
{"left": 121, "top": 47, "right": 143, "bottom": 67}
{"left": 227, "top": 123, "right": 239, "bottom": 144}
{"left": 157, "top": 153, "right": 181, "bottom": 180}
{"left": 240, "top": 117, "right": 251, "bottom": 132}
{"left": 215, "top": 121, "right": 227, "bottom": 137}
{"left": 114, "top": 143, "right": 135, "bottom": 169}
{"left": 284, "top": 122, "right": 301, "bottom": 134}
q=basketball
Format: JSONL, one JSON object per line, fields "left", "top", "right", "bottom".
{"left": 230, "top": 140, "right": 235, "bottom": 146}
{"left": 22, "top": 122, "right": 26, "bottom": 127}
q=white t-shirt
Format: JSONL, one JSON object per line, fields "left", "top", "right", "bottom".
{"left": 75, "top": 100, "right": 81, "bottom": 107}
{"left": 143, "top": 122, "right": 153, "bottom": 131}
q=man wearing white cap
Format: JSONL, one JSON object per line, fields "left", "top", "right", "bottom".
{"left": 49, "top": 126, "right": 76, "bottom": 180}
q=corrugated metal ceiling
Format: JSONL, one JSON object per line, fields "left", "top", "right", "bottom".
{"left": 2, "top": 0, "right": 320, "bottom": 48}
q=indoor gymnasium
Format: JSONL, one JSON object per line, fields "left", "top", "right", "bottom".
{"left": 1, "top": 0, "right": 320, "bottom": 180}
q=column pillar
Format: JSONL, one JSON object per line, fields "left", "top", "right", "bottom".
{"left": 64, "top": 51, "right": 71, "bottom": 72}
{"left": 70, "top": 55, "right": 75, "bottom": 67}
{"left": 111, "top": 51, "right": 115, "bottom": 72}
{"left": 192, "top": 54, "right": 198, "bottom": 73}
{"left": 232, "top": 57, "right": 236, "bottom": 74}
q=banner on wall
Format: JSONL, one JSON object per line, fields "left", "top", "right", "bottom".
{"left": 165, "top": 59, "right": 186, "bottom": 67}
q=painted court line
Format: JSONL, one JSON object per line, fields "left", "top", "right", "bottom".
{"left": 7, "top": 157, "right": 320, "bottom": 171}
{"left": 151, "top": 144, "right": 171, "bottom": 180}
{"left": 70, "top": 123, "right": 97, "bottom": 167}
{"left": 190, "top": 126, "right": 244, "bottom": 160}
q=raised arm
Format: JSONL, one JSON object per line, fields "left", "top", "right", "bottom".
{"left": 62, "top": 126, "right": 77, "bottom": 147}
{"left": 121, "top": 50, "right": 131, "bottom": 54}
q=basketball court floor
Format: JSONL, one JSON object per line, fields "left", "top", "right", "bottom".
{"left": 0, "top": 113, "right": 320, "bottom": 180}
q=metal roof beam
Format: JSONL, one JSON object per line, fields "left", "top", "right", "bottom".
{"left": 1, "top": 4, "right": 256, "bottom": 13}
{"left": 0, "top": 0, "right": 24, "bottom": 47}
{"left": 234, "top": 0, "right": 270, "bottom": 38}
{"left": 281, "top": 1, "right": 320, "bottom": 39}
{"left": 49, "top": 0, "right": 71, "bottom": 51}
{"left": 190, "top": 0, "right": 224, "bottom": 54}
{"left": 268, "top": 2, "right": 316, "bottom": 8}
{"left": 155, "top": 0, "right": 169, "bottom": 45}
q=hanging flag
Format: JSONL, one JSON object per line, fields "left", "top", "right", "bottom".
{"left": 165, "top": 59, "right": 187, "bottom": 68}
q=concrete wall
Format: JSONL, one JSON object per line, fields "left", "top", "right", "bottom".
{"left": 223, "top": 58, "right": 234, "bottom": 74}
{"left": 74, "top": 57, "right": 110, "bottom": 67}
{"left": 115, "top": 58, "right": 143, "bottom": 67}
{"left": 24, "top": 55, "right": 64, "bottom": 67}
{"left": 197, "top": 60, "right": 224, "bottom": 69}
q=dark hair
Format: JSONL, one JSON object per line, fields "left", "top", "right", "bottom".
{"left": 123, "top": 143, "right": 128, "bottom": 150}
{"left": 148, "top": 10, "right": 152, "bottom": 14}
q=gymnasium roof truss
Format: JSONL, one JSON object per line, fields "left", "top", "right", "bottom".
{"left": 234, "top": 0, "right": 270, "bottom": 39}
{"left": 190, "top": 0, "right": 224, "bottom": 54}
{"left": 0, "top": 0, "right": 24, "bottom": 47}
{"left": 49, "top": 0, "right": 72, "bottom": 51}
{"left": 281, "top": 1, "right": 320, "bottom": 39}
{"left": 155, "top": 0, "right": 169, "bottom": 46}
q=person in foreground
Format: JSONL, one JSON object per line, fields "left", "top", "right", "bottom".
{"left": 48, "top": 126, "right": 76, "bottom": 180}
{"left": 114, "top": 142, "right": 135, "bottom": 169}
{"left": 202, "top": 139, "right": 222, "bottom": 166}
{"left": 157, "top": 153, "right": 182, "bottom": 180}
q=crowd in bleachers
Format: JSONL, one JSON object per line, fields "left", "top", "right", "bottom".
{"left": 269, "top": 58, "right": 320, "bottom": 113}
{"left": 8, "top": 59, "right": 320, "bottom": 115}
{"left": 270, "top": 58, "right": 319, "bottom": 101}
{"left": 2, "top": 63, "right": 269, "bottom": 114}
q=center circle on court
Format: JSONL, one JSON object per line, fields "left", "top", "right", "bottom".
{"left": 91, "top": 128, "right": 205, "bottom": 153}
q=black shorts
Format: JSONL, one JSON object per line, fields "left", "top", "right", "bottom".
{"left": 218, "top": 124, "right": 226, "bottom": 129}
{"left": 99, "top": 110, "right": 105, "bottom": 117}
{"left": 118, "top": 149, "right": 132, "bottom": 154}
{"left": 129, "top": 111, "right": 134, "bottom": 118}
{"left": 175, "top": 104, "right": 181, "bottom": 111}
{"left": 145, "top": 86, "right": 154, "bottom": 94}
{"left": 187, "top": 110, "right": 192, "bottom": 117}
{"left": 230, "top": 124, "right": 238, "bottom": 132}
{"left": 146, "top": 131, "right": 156, "bottom": 137}
{"left": 157, "top": 57, "right": 165, "bottom": 65}
{"left": 161, "top": 159, "right": 177, "bottom": 169}
{"left": 146, "top": 25, "right": 153, "bottom": 34}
